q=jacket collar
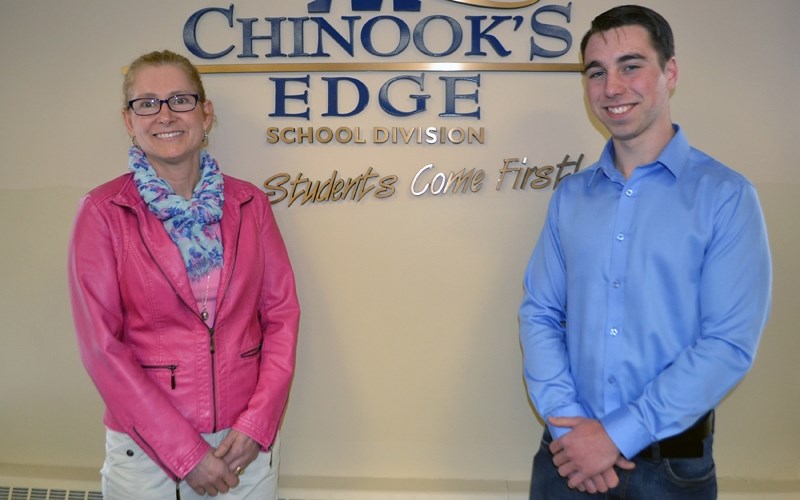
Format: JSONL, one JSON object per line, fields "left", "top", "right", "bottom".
{"left": 112, "top": 174, "right": 254, "bottom": 320}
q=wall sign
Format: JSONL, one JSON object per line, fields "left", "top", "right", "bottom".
{"left": 179, "top": 1, "right": 584, "bottom": 206}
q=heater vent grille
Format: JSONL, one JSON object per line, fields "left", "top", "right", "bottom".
{"left": 0, "top": 487, "right": 103, "bottom": 500}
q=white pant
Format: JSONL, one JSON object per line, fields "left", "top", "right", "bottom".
{"left": 101, "top": 428, "right": 280, "bottom": 500}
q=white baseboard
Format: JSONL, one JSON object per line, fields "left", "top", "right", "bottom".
{"left": 2, "top": 464, "right": 798, "bottom": 500}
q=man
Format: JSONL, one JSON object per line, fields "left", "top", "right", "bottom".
{"left": 519, "top": 5, "right": 771, "bottom": 498}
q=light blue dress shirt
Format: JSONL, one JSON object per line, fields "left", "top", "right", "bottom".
{"left": 519, "top": 125, "right": 772, "bottom": 459}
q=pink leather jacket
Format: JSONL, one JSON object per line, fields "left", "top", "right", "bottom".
{"left": 68, "top": 173, "right": 299, "bottom": 480}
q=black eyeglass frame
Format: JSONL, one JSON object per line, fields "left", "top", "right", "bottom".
{"left": 127, "top": 93, "right": 200, "bottom": 116}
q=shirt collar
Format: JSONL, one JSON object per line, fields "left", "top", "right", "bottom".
{"left": 588, "top": 125, "right": 690, "bottom": 186}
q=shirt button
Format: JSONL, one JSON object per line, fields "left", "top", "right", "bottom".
{"left": 608, "top": 376, "right": 616, "bottom": 384}
{"left": 612, "top": 281, "right": 620, "bottom": 288}
{"left": 610, "top": 328, "right": 618, "bottom": 336}
{"left": 616, "top": 233, "right": 624, "bottom": 241}
{"left": 625, "top": 189, "right": 634, "bottom": 196}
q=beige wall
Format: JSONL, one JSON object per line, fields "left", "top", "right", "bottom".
{"left": 1, "top": 0, "right": 798, "bottom": 485}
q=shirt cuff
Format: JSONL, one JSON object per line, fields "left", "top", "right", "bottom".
{"left": 546, "top": 403, "right": 591, "bottom": 440}
{"left": 601, "top": 406, "right": 653, "bottom": 459}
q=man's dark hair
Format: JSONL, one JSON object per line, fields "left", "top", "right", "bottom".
{"left": 580, "top": 5, "right": 675, "bottom": 69}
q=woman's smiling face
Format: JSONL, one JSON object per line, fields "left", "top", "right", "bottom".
{"left": 123, "top": 64, "right": 213, "bottom": 175}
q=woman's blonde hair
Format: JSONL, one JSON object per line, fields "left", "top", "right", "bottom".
{"left": 122, "top": 50, "right": 207, "bottom": 108}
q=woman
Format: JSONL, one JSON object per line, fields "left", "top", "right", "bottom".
{"left": 68, "top": 50, "right": 300, "bottom": 499}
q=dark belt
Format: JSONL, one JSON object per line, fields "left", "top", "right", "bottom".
{"left": 636, "top": 411, "right": 714, "bottom": 460}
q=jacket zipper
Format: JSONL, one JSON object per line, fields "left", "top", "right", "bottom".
{"left": 206, "top": 197, "right": 248, "bottom": 433}
{"left": 141, "top": 364, "right": 177, "bottom": 390}
{"left": 208, "top": 326, "right": 218, "bottom": 432}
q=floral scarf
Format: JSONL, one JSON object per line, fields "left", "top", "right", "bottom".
{"left": 128, "top": 146, "right": 224, "bottom": 281}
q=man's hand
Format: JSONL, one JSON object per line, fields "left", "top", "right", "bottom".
{"left": 184, "top": 450, "right": 240, "bottom": 496}
{"left": 575, "top": 456, "right": 637, "bottom": 493}
{"left": 214, "top": 429, "right": 261, "bottom": 475}
{"left": 548, "top": 416, "right": 635, "bottom": 490}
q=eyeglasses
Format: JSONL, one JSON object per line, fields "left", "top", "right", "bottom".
{"left": 128, "top": 94, "right": 200, "bottom": 116}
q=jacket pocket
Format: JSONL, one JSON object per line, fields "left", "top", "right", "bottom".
{"left": 240, "top": 342, "right": 263, "bottom": 359}
{"left": 141, "top": 364, "right": 178, "bottom": 390}
{"left": 234, "top": 343, "right": 262, "bottom": 402}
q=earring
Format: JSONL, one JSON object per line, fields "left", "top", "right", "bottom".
{"left": 131, "top": 136, "right": 140, "bottom": 149}
{"left": 203, "top": 131, "right": 209, "bottom": 144}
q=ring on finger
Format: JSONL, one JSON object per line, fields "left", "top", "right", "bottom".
{"left": 234, "top": 466, "right": 245, "bottom": 476}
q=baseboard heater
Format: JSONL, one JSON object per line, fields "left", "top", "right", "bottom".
{"left": 0, "top": 486, "right": 102, "bottom": 500}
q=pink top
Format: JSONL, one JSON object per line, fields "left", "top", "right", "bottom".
{"left": 190, "top": 224, "right": 222, "bottom": 325}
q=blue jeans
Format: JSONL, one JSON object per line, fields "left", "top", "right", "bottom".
{"left": 529, "top": 429, "right": 717, "bottom": 499}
